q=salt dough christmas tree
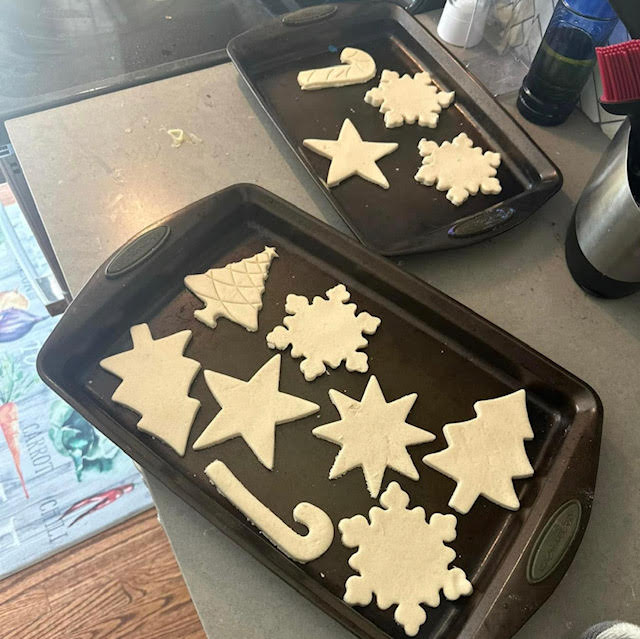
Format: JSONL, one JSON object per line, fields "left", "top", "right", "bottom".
{"left": 100, "top": 324, "right": 201, "bottom": 456}
{"left": 339, "top": 482, "right": 472, "bottom": 636}
{"left": 184, "top": 246, "right": 277, "bottom": 332}
{"left": 423, "top": 389, "right": 534, "bottom": 514}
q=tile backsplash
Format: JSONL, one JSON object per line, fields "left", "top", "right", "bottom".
{"left": 487, "top": 0, "right": 629, "bottom": 136}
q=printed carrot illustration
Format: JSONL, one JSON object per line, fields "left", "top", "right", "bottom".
{"left": 61, "top": 484, "right": 135, "bottom": 527}
{"left": 0, "top": 355, "right": 34, "bottom": 498}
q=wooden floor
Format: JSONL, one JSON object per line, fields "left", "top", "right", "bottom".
{"left": 0, "top": 508, "right": 206, "bottom": 639}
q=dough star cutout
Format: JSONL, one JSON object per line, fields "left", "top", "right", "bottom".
{"left": 100, "top": 324, "right": 201, "bottom": 456}
{"left": 339, "top": 482, "right": 472, "bottom": 636}
{"left": 415, "top": 132, "right": 502, "bottom": 206}
{"left": 312, "top": 376, "right": 435, "bottom": 498}
{"left": 364, "top": 70, "right": 455, "bottom": 129}
{"left": 193, "top": 354, "right": 319, "bottom": 469}
{"left": 423, "top": 389, "right": 534, "bottom": 514}
{"left": 303, "top": 118, "right": 398, "bottom": 189}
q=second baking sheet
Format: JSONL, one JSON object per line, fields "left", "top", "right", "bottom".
{"left": 228, "top": 2, "right": 562, "bottom": 255}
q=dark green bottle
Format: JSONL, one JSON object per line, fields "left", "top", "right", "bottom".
{"left": 517, "top": 0, "right": 619, "bottom": 126}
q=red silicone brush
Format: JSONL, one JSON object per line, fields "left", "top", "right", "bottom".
{"left": 597, "top": 40, "right": 640, "bottom": 117}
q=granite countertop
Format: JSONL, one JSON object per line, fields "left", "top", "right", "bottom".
{"left": 6, "top": 15, "right": 640, "bottom": 639}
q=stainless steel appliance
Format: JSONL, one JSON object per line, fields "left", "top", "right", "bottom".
{"left": 566, "top": 119, "right": 640, "bottom": 297}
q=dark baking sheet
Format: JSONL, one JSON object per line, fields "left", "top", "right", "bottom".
{"left": 227, "top": 2, "right": 562, "bottom": 255}
{"left": 38, "top": 185, "right": 600, "bottom": 639}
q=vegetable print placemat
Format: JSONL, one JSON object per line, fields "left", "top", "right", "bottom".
{"left": 0, "top": 188, "right": 152, "bottom": 579}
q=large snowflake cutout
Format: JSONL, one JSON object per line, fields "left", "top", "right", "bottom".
{"left": 415, "top": 132, "right": 502, "bottom": 206}
{"left": 339, "top": 482, "right": 472, "bottom": 637}
{"left": 364, "top": 70, "right": 455, "bottom": 129}
{"left": 313, "top": 376, "right": 434, "bottom": 498}
{"left": 266, "top": 284, "right": 380, "bottom": 381}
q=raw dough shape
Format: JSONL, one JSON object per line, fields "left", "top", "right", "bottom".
{"left": 206, "top": 460, "right": 334, "bottom": 563}
{"left": 422, "top": 389, "right": 534, "bottom": 514}
{"left": 193, "top": 354, "right": 319, "bottom": 469}
{"left": 184, "top": 246, "right": 277, "bottom": 332}
{"left": 364, "top": 70, "right": 455, "bottom": 129}
{"left": 303, "top": 119, "right": 398, "bottom": 189}
{"left": 266, "top": 283, "right": 381, "bottom": 382}
{"left": 415, "top": 132, "right": 502, "bottom": 206}
{"left": 313, "top": 376, "right": 434, "bottom": 498}
{"left": 339, "top": 482, "right": 472, "bottom": 636}
{"left": 297, "top": 47, "right": 376, "bottom": 90}
{"left": 100, "top": 324, "right": 200, "bottom": 456}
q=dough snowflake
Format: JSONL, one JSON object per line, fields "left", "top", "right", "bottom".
{"left": 339, "top": 482, "right": 472, "bottom": 637}
{"left": 184, "top": 246, "right": 277, "bottom": 332}
{"left": 313, "top": 376, "right": 434, "bottom": 497}
{"left": 364, "top": 70, "right": 455, "bottom": 129}
{"left": 100, "top": 324, "right": 201, "bottom": 456}
{"left": 193, "top": 354, "right": 319, "bottom": 469}
{"left": 423, "top": 390, "right": 534, "bottom": 514}
{"left": 266, "top": 284, "right": 380, "bottom": 381}
{"left": 414, "top": 132, "right": 502, "bottom": 206}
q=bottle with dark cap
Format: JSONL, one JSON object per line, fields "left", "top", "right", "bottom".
{"left": 517, "top": 0, "right": 619, "bottom": 126}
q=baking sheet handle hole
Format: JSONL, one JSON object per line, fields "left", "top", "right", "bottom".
{"left": 105, "top": 226, "right": 171, "bottom": 279}
{"left": 449, "top": 207, "right": 515, "bottom": 239}
{"left": 282, "top": 5, "right": 337, "bottom": 25}
{"left": 526, "top": 499, "right": 582, "bottom": 584}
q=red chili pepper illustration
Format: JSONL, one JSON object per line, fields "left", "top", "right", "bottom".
{"left": 61, "top": 483, "right": 134, "bottom": 527}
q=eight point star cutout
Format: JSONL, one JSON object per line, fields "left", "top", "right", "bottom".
{"left": 193, "top": 354, "right": 319, "bottom": 469}
{"left": 303, "top": 118, "right": 398, "bottom": 189}
{"left": 312, "top": 376, "right": 435, "bottom": 497}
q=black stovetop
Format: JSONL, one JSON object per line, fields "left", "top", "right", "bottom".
{"left": 0, "top": 0, "right": 284, "bottom": 123}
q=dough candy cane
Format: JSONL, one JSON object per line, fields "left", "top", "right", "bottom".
{"left": 297, "top": 47, "right": 376, "bottom": 91}
{"left": 205, "top": 460, "right": 334, "bottom": 563}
